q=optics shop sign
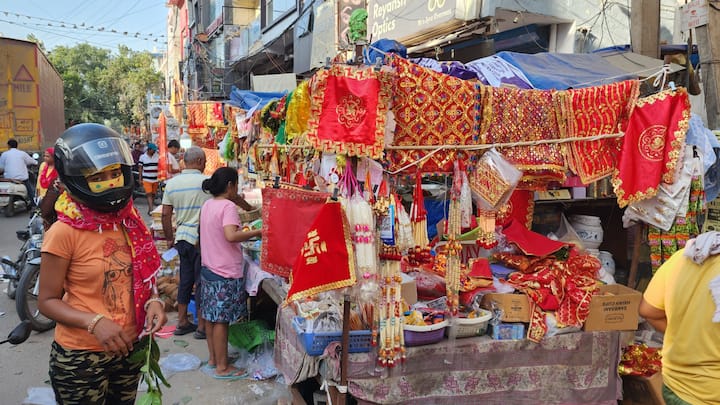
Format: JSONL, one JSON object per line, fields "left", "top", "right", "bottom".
{"left": 368, "top": 0, "right": 460, "bottom": 41}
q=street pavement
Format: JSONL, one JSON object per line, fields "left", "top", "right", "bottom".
{"left": 0, "top": 198, "right": 293, "bottom": 405}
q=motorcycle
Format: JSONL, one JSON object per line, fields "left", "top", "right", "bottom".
{"left": 0, "top": 152, "right": 39, "bottom": 217}
{"left": 1, "top": 207, "right": 54, "bottom": 331}
{"left": 0, "top": 320, "right": 32, "bottom": 345}
{"left": 0, "top": 178, "right": 31, "bottom": 217}
{"left": 14, "top": 208, "right": 54, "bottom": 331}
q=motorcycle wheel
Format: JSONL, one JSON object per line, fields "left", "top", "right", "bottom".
{"left": 6, "top": 278, "right": 17, "bottom": 299}
{"left": 4, "top": 196, "right": 16, "bottom": 217}
{"left": 16, "top": 263, "right": 55, "bottom": 332}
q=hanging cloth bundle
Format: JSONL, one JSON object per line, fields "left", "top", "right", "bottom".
{"left": 410, "top": 171, "right": 429, "bottom": 248}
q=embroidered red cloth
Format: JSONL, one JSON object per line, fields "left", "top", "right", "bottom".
{"left": 564, "top": 80, "right": 639, "bottom": 184}
{"left": 502, "top": 219, "right": 567, "bottom": 257}
{"left": 55, "top": 193, "right": 160, "bottom": 334}
{"left": 285, "top": 201, "right": 356, "bottom": 303}
{"left": 386, "top": 56, "right": 480, "bottom": 173}
{"left": 261, "top": 187, "right": 331, "bottom": 278}
{"left": 478, "top": 85, "right": 567, "bottom": 189}
{"left": 306, "top": 65, "right": 392, "bottom": 159}
{"left": 612, "top": 88, "right": 691, "bottom": 207}
{"left": 496, "top": 190, "right": 535, "bottom": 229}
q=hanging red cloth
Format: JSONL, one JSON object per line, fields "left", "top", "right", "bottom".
{"left": 612, "top": 88, "right": 691, "bottom": 207}
{"left": 285, "top": 201, "right": 356, "bottom": 303}
{"left": 386, "top": 55, "right": 480, "bottom": 173}
{"left": 157, "top": 112, "right": 168, "bottom": 181}
{"left": 261, "top": 187, "right": 331, "bottom": 278}
{"left": 564, "top": 80, "right": 639, "bottom": 184}
{"left": 306, "top": 65, "right": 392, "bottom": 159}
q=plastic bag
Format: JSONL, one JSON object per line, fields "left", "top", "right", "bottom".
{"left": 469, "top": 148, "right": 523, "bottom": 210}
{"left": 247, "top": 337, "right": 278, "bottom": 380}
{"left": 22, "top": 387, "right": 55, "bottom": 405}
{"left": 158, "top": 353, "right": 202, "bottom": 378}
{"left": 552, "top": 213, "right": 585, "bottom": 249}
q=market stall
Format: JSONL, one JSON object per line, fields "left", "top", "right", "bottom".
{"left": 177, "top": 35, "right": 717, "bottom": 404}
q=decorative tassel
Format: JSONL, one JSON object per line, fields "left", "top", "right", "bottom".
{"left": 410, "top": 170, "right": 429, "bottom": 248}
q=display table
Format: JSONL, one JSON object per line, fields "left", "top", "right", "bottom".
{"left": 275, "top": 305, "right": 622, "bottom": 404}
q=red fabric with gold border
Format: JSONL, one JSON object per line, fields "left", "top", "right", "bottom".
{"left": 564, "top": 80, "right": 639, "bottom": 184}
{"left": 612, "top": 88, "right": 691, "bottom": 207}
{"left": 261, "top": 187, "right": 331, "bottom": 278}
{"left": 496, "top": 190, "right": 535, "bottom": 229}
{"left": 306, "top": 65, "right": 392, "bottom": 159}
{"left": 386, "top": 55, "right": 481, "bottom": 173}
{"left": 477, "top": 85, "right": 567, "bottom": 189}
{"left": 285, "top": 201, "right": 356, "bottom": 303}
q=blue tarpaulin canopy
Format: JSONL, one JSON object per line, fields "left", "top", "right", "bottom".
{"left": 228, "top": 86, "right": 286, "bottom": 111}
{"left": 492, "top": 51, "right": 636, "bottom": 90}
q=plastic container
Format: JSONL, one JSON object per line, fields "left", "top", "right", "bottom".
{"left": 569, "top": 214, "right": 603, "bottom": 249}
{"left": 447, "top": 310, "right": 493, "bottom": 338}
{"left": 292, "top": 317, "right": 372, "bottom": 356}
{"left": 403, "top": 320, "right": 448, "bottom": 346}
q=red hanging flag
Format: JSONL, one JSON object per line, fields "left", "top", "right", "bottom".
{"left": 612, "top": 88, "right": 690, "bottom": 207}
{"left": 261, "top": 187, "right": 331, "bottom": 278}
{"left": 286, "top": 201, "right": 356, "bottom": 303}
{"left": 157, "top": 111, "right": 168, "bottom": 181}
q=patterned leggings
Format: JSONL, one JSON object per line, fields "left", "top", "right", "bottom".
{"left": 49, "top": 341, "right": 142, "bottom": 405}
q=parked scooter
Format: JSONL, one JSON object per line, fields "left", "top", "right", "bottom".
{"left": 0, "top": 320, "right": 32, "bottom": 345}
{"left": 4, "top": 207, "right": 54, "bottom": 331}
{"left": 1, "top": 207, "right": 44, "bottom": 300}
{"left": 0, "top": 153, "right": 39, "bottom": 217}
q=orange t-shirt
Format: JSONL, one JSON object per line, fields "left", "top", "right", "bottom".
{"left": 42, "top": 221, "right": 136, "bottom": 351}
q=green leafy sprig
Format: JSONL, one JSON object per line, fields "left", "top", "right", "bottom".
{"left": 129, "top": 334, "right": 171, "bottom": 405}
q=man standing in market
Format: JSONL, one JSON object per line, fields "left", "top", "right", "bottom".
{"left": 162, "top": 146, "right": 255, "bottom": 338}
{"left": 162, "top": 146, "right": 209, "bottom": 338}
{"left": 639, "top": 231, "right": 720, "bottom": 404}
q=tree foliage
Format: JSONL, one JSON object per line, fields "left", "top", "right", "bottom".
{"left": 48, "top": 44, "right": 163, "bottom": 128}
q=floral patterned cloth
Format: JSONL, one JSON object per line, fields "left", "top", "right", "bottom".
{"left": 275, "top": 305, "right": 621, "bottom": 404}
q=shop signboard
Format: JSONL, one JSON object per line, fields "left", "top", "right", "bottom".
{"left": 679, "top": 0, "right": 708, "bottom": 30}
{"left": 367, "top": 0, "right": 479, "bottom": 43}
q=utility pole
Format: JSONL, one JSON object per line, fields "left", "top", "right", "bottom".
{"left": 630, "top": 0, "right": 661, "bottom": 59}
{"left": 695, "top": 4, "right": 720, "bottom": 129}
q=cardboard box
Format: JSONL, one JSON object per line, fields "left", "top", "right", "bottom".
{"left": 480, "top": 293, "right": 531, "bottom": 323}
{"left": 620, "top": 372, "right": 665, "bottom": 405}
{"left": 400, "top": 272, "right": 418, "bottom": 306}
{"left": 584, "top": 284, "right": 642, "bottom": 331}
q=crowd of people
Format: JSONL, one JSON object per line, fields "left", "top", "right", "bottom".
{"left": 0, "top": 123, "right": 261, "bottom": 403}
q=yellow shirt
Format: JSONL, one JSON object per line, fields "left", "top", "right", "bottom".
{"left": 643, "top": 249, "right": 720, "bottom": 404}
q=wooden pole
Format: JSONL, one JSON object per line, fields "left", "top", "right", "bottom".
{"left": 630, "top": 0, "right": 660, "bottom": 59}
{"left": 695, "top": 4, "right": 720, "bottom": 128}
{"left": 338, "top": 293, "right": 351, "bottom": 405}
{"left": 627, "top": 223, "right": 645, "bottom": 289}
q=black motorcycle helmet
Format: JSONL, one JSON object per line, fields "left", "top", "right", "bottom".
{"left": 54, "top": 123, "right": 135, "bottom": 212}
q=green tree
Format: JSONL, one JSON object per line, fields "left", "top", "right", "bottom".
{"left": 48, "top": 44, "right": 163, "bottom": 128}
{"left": 25, "top": 34, "right": 46, "bottom": 53}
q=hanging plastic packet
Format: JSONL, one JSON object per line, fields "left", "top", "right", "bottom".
{"left": 469, "top": 148, "right": 523, "bottom": 210}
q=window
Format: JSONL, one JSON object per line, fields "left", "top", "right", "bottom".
{"left": 261, "top": 0, "right": 296, "bottom": 29}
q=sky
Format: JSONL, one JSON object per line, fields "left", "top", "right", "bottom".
{"left": 0, "top": 0, "right": 168, "bottom": 54}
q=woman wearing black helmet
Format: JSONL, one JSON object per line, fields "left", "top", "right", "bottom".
{"left": 37, "top": 123, "right": 167, "bottom": 405}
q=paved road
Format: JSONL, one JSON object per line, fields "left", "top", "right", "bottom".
{"left": 0, "top": 198, "right": 291, "bottom": 404}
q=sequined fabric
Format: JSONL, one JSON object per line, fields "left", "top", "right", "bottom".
{"left": 477, "top": 84, "right": 567, "bottom": 189}
{"left": 564, "top": 80, "right": 639, "bottom": 184}
{"left": 386, "top": 55, "right": 481, "bottom": 173}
